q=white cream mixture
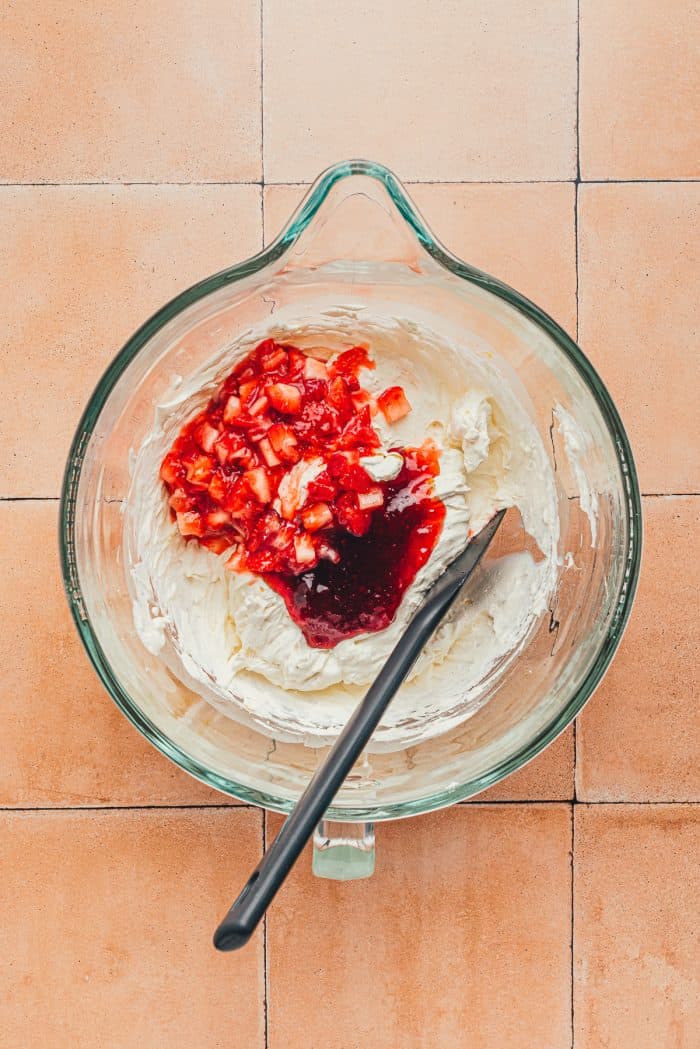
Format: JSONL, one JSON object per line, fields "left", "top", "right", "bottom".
{"left": 127, "top": 313, "right": 560, "bottom": 747}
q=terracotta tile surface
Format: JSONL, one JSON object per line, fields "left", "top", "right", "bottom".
{"left": 0, "top": 501, "right": 235, "bottom": 806}
{"left": 0, "top": 184, "right": 261, "bottom": 496}
{"left": 575, "top": 805, "right": 700, "bottom": 1048}
{"left": 263, "top": 0, "right": 577, "bottom": 183}
{"left": 478, "top": 727, "right": 574, "bottom": 801}
{"left": 0, "top": 809, "right": 265, "bottom": 1049}
{"left": 578, "top": 183, "right": 700, "bottom": 494}
{"left": 577, "top": 497, "right": 700, "bottom": 802}
{"left": 265, "top": 181, "right": 577, "bottom": 332}
{"left": 266, "top": 805, "right": 572, "bottom": 1049}
{"left": 580, "top": 0, "right": 700, "bottom": 180}
{"left": 0, "top": 0, "right": 261, "bottom": 183}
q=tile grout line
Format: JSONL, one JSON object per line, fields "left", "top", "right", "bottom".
{"left": 570, "top": 802, "right": 575, "bottom": 1049}
{"left": 259, "top": 12, "right": 269, "bottom": 1047}
{"left": 0, "top": 178, "right": 698, "bottom": 190}
{"left": 3, "top": 799, "right": 698, "bottom": 814}
{"left": 261, "top": 809, "right": 269, "bottom": 1049}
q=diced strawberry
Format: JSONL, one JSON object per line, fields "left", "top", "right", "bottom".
{"left": 328, "top": 450, "right": 373, "bottom": 492}
{"left": 301, "top": 502, "right": 333, "bottom": 532}
{"left": 214, "top": 431, "right": 247, "bottom": 465}
{"left": 168, "top": 487, "right": 191, "bottom": 513}
{"left": 244, "top": 466, "right": 272, "bottom": 504}
{"left": 225, "top": 544, "right": 245, "bottom": 571}
{"left": 176, "top": 510, "right": 206, "bottom": 537}
{"left": 303, "top": 355, "right": 329, "bottom": 380}
{"left": 223, "top": 395, "right": 242, "bottom": 422}
{"left": 201, "top": 535, "right": 236, "bottom": 555}
{"left": 205, "top": 508, "right": 232, "bottom": 530}
{"left": 185, "top": 454, "right": 214, "bottom": 488}
{"left": 306, "top": 469, "right": 336, "bottom": 502}
{"left": 335, "top": 406, "right": 380, "bottom": 451}
{"left": 260, "top": 345, "right": 288, "bottom": 372}
{"left": 268, "top": 422, "right": 299, "bottom": 462}
{"left": 317, "top": 541, "right": 340, "bottom": 564}
{"left": 160, "top": 453, "right": 182, "bottom": 487}
{"left": 377, "top": 385, "right": 412, "bottom": 424}
{"left": 302, "top": 378, "right": 328, "bottom": 403}
{"left": 238, "top": 379, "right": 259, "bottom": 405}
{"left": 207, "top": 472, "right": 228, "bottom": 504}
{"left": 294, "top": 532, "right": 318, "bottom": 566}
{"left": 258, "top": 437, "right": 281, "bottom": 467}
{"left": 331, "top": 346, "right": 375, "bottom": 378}
{"left": 351, "top": 388, "right": 378, "bottom": 416}
{"left": 327, "top": 375, "right": 353, "bottom": 421}
{"left": 248, "top": 394, "right": 269, "bottom": 417}
{"left": 286, "top": 348, "right": 307, "bottom": 374}
{"left": 267, "top": 383, "right": 302, "bottom": 415}
{"left": 335, "top": 492, "right": 372, "bottom": 537}
{"left": 195, "top": 420, "right": 221, "bottom": 453}
{"left": 357, "top": 486, "right": 384, "bottom": 510}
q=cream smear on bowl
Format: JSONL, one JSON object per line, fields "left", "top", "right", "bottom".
{"left": 126, "top": 311, "right": 561, "bottom": 748}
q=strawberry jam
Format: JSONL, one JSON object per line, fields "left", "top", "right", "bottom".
{"left": 160, "top": 339, "right": 445, "bottom": 648}
{"left": 264, "top": 445, "right": 445, "bottom": 648}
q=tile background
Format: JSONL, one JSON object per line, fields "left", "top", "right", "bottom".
{"left": 1, "top": 2, "right": 698, "bottom": 1045}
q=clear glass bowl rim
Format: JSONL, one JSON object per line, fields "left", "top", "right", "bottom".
{"left": 59, "top": 159, "right": 642, "bottom": 820}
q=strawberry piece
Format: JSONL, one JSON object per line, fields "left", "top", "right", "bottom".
{"left": 335, "top": 492, "right": 372, "bottom": 537}
{"left": 268, "top": 422, "right": 299, "bottom": 462}
{"left": 301, "top": 502, "right": 333, "bottom": 532}
{"left": 244, "top": 466, "right": 272, "bottom": 504}
{"left": 351, "top": 388, "right": 378, "bottom": 416}
{"left": 294, "top": 532, "right": 318, "bottom": 566}
{"left": 335, "top": 406, "right": 380, "bottom": 451}
{"left": 357, "top": 486, "right": 384, "bottom": 511}
{"left": 176, "top": 510, "right": 206, "bottom": 537}
{"left": 207, "top": 472, "right": 228, "bottom": 504}
{"left": 248, "top": 394, "right": 269, "bottom": 417}
{"left": 306, "top": 469, "right": 336, "bottom": 503}
{"left": 377, "top": 385, "right": 411, "bottom": 424}
{"left": 195, "top": 420, "right": 221, "bottom": 453}
{"left": 160, "top": 454, "right": 182, "bottom": 487}
{"left": 168, "top": 487, "right": 191, "bottom": 513}
{"left": 238, "top": 379, "right": 259, "bottom": 405}
{"left": 226, "top": 544, "right": 245, "bottom": 571}
{"left": 260, "top": 345, "right": 288, "bottom": 372}
{"left": 258, "top": 437, "right": 281, "bottom": 467}
{"left": 205, "top": 508, "right": 232, "bottom": 531}
{"left": 317, "top": 540, "right": 340, "bottom": 564}
{"left": 214, "top": 431, "right": 248, "bottom": 465}
{"left": 303, "top": 356, "right": 329, "bottom": 380}
{"left": 201, "top": 535, "right": 236, "bottom": 555}
{"left": 185, "top": 454, "right": 214, "bottom": 488}
{"left": 223, "top": 395, "right": 242, "bottom": 422}
{"left": 327, "top": 450, "right": 373, "bottom": 492}
{"left": 267, "top": 382, "right": 302, "bottom": 415}
{"left": 328, "top": 375, "right": 353, "bottom": 422}
{"left": 331, "top": 346, "right": 375, "bottom": 378}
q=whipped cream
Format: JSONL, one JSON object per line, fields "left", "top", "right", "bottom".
{"left": 126, "top": 311, "right": 560, "bottom": 747}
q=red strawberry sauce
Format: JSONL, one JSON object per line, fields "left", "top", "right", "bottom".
{"left": 160, "top": 339, "right": 445, "bottom": 648}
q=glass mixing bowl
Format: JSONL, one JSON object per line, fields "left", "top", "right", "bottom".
{"left": 60, "top": 160, "right": 641, "bottom": 877}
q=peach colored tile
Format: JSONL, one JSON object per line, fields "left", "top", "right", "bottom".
{"left": 267, "top": 805, "right": 572, "bottom": 1049}
{"left": 263, "top": 1, "right": 577, "bottom": 183}
{"left": 0, "top": 809, "right": 264, "bottom": 1049}
{"left": 580, "top": 0, "right": 700, "bottom": 180}
{"left": 478, "top": 726, "right": 574, "bottom": 801}
{"left": 578, "top": 183, "right": 700, "bottom": 494}
{"left": 0, "top": 501, "right": 237, "bottom": 806}
{"left": 0, "top": 0, "right": 261, "bottom": 182}
{"left": 577, "top": 496, "right": 700, "bottom": 802}
{"left": 265, "top": 182, "right": 577, "bottom": 332}
{"left": 574, "top": 805, "right": 700, "bottom": 1048}
{"left": 0, "top": 184, "right": 261, "bottom": 496}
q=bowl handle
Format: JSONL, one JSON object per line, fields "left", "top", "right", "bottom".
{"left": 312, "top": 819, "right": 375, "bottom": 880}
